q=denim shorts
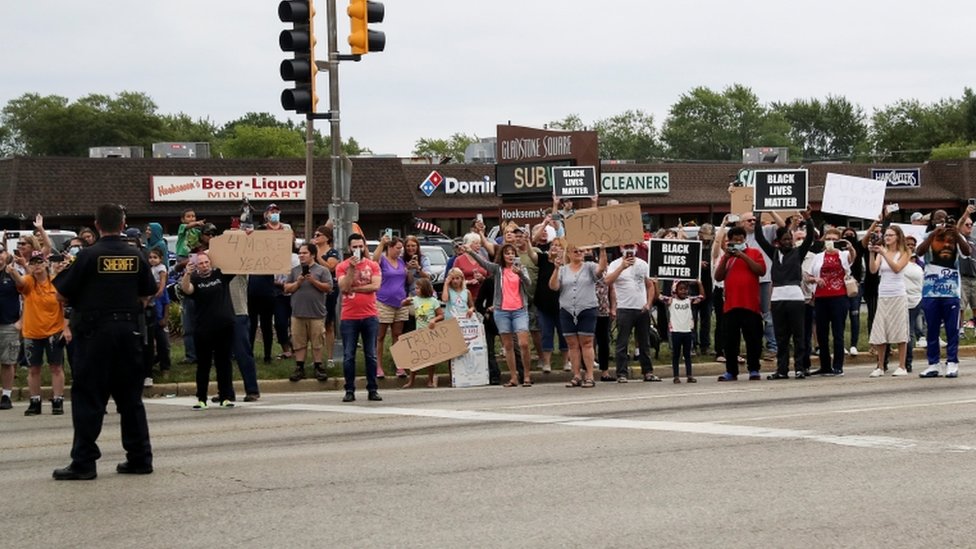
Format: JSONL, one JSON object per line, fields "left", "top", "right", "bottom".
{"left": 559, "top": 307, "right": 598, "bottom": 337}
{"left": 493, "top": 308, "right": 529, "bottom": 334}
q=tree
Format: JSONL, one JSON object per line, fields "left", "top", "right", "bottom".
{"left": 217, "top": 125, "right": 305, "bottom": 158}
{"left": 592, "top": 109, "right": 662, "bottom": 162}
{"left": 547, "top": 114, "right": 585, "bottom": 131}
{"left": 661, "top": 84, "right": 791, "bottom": 161}
{"left": 217, "top": 112, "right": 295, "bottom": 139}
{"left": 773, "top": 95, "right": 870, "bottom": 161}
{"left": 159, "top": 113, "right": 219, "bottom": 143}
{"left": 870, "top": 95, "right": 968, "bottom": 162}
{"left": 412, "top": 132, "right": 477, "bottom": 162}
{"left": 929, "top": 141, "right": 976, "bottom": 160}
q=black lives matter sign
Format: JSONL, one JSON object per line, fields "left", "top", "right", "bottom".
{"left": 753, "top": 169, "right": 808, "bottom": 212}
{"left": 648, "top": 240, "right": 702, "bottom": 280}
{"left": 552, "top": 166, "right": 597, "bottom": 199}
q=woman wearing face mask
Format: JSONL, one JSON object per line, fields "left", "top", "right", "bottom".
{"left": 753, "top": 208, "right": 815, "bottom": 379}
{"left": 809, "top": 228, "right": 857, "bottom": 376}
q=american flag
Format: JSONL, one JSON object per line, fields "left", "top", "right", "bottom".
{"left": 413, "top": 217, "right": 444, "bottom": 235}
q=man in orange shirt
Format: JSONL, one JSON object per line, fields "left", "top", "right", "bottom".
{"left": 8, "top": 251, "right": 67, "bottom": 415}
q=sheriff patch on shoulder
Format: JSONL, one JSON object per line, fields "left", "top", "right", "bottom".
{"left": 99, "top": 256, "right": 139, "bottom": 273}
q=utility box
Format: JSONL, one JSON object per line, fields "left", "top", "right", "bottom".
{"left": 89, "top": 146, "right": 144, "bottom": 158}
{"left": 152, "top": 142, "right": 211, "bottom": 159}
{"left": 743, "top": 147, "right": 789, "bottom": 164}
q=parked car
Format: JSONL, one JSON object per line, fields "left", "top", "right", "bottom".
{"left": 4, "top": 229, "right": 78, "bottom": 254}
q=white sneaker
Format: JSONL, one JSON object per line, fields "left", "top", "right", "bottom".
{"left": 891, "top": 367, "right": 908, "bottom": 377}
{"left": 939, "top": 338, "right": 948, "bottom": 348}
{"left": 919, "top": 364, "right": 943, "bottom": 378}
{"left": 869, "top": 368, "right": 883, "bottom": 378}
{"left": 849, "top": 346, "right": 858, "bottom": 357}
{"left": 563, "top": 360, "right": 572, "bottom": 372}
{"left": 143, "top": 377, "right": 153, "bottom": 388}
{"left": 946, "top": 362, "right": 959, "bottom": 378}
{"left": 542, "top": 363, "right": 552, "bottom": 374}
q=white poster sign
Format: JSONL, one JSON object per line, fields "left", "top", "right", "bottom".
{"left": 892, "top": 223, "right": 927, "bottom": 244}
{"left": 450, "top": 317, "right": 489, "bottom": 388}
{"left": 150, "top": 175, "right": 307, "bottom": 202}
{"left": 821, "top": 173, "right": 886, "bottom": 220}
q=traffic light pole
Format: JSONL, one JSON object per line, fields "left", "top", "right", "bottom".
{"left": 304, "top": 117, "right": 314, "bottom": 241}
{"left": 325, "top": 0, "right": 346, "bottom": 362}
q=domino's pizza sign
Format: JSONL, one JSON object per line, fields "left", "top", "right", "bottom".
{"left": 419, "top": 171, "right": 445, "bottom": 197}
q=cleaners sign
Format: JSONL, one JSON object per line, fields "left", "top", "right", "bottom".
{"left": 752, "top": 169, "right": 808, "bottom": 212}
{"left": 552, "top": 166, "right": 597, "bottom": 198}
{"left": 648, "top": 240, "right": 702, "bottom": 281}
{"left": 150, "top": 175, "right": 306, "bottom": 202}
{"left": 600, "top": 172, "right": 670, "bottom": 195}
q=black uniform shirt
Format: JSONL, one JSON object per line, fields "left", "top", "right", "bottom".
{"left": 54, "top": 235, "right": 156, "bottom": 315}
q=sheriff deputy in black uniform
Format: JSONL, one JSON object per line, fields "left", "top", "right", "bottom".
{"left": 51, "top": 204, "right": 158, "bottom": 480}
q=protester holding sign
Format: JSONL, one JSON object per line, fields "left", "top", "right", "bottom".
{"left": 752, "top": 208, "right": 815, "bottom": 379}
{"left": 713, "top": 226, "right": 766, "bottom": 381}
{"left": 548, "top": 242, "right": 607, "bottom": 388}
{"left": 463, "top": 243, "right": 533, "bottom": 387}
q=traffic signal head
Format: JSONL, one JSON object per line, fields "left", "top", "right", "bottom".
{"left": 279, "top": 0, "right": 318, "bottom": 114}
{"left": 347, "top": 0, "right": 385, "bottom": 55}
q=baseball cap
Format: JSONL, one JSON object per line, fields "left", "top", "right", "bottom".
{"left": 265, "top": 203, "right": 280, "bottom": 212}
{"left": 124, "top": 227, "right": 142, "bottom": 238}
{"left": 910, "top": 212, "right": 923, "bottom": 222}
{"left": 201, "top": 223, "right": 219, "bottom": 236}
{"left": 28, "top": 251, "right": 45, "bottom": 263}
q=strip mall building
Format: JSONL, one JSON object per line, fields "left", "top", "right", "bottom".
{"left": 1, "top": 125, "right": 973, "bottom": 238}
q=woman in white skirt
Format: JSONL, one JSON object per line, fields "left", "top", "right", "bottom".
{"left": 868, "top": 224, "right": 911, "bottom": 377}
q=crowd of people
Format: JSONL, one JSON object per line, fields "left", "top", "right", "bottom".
{"left": 3, "top": 197, "right": 976, "bottom": 415}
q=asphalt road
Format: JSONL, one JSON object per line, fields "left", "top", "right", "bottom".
{"left": 4, "top": 360, "right": 976, "bottom": 548}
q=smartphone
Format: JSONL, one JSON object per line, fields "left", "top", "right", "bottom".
{"left": 384, "top": 228, "right": 393, "bottom": 239}
{"left": 49, "top": 253, "right": 64, "bottom": 263}
{"left": 886, "top": 203, "right": 900, "bottom": 213}
{"left": 476, "top": 213, "right": 483, "bottom": 223}
{"left": 969, "top": 198, "right": 976, "bottom": 208}
{"left": 623, "top": 248, "right": 635, "bottom": 258}
{"left": 301, "top": 264, "right": 310, "bottom": 276}
{"left": 353, "top": 249, "right": 361, "bottom": 260}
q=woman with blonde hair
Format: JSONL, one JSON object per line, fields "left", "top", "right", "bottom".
{"left": 549, "top": 242, "right": 607, "bottom": 388}
{"left": 867, "top": 224, "right": 910, "bottom": 377}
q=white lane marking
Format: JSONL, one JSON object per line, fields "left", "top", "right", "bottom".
{"left": 720, "top": 398, "right": 976, "bottom": 423}
{"left": 147, "top": 398, "right": 975, "bottom": 453}
{"left": 499, "top": 388, "right": 765, "bottom": 409}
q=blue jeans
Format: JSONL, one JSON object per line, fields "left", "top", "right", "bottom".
{"left": 923, "top": 297, "right": 960, "bottom": 365}
{"left": 181, "top": 298, "right": 197, "bottom": 362}
{"left": 536, "top": 308, "right": 568, "bottom": 353}
{"left": 231, "top": 315, "right": 260, "bottom": 396}
{"left": 341, "top": 316, "right": 379, "bottom": 394}
{"left": 815, "top": 296, "right": 848, "bottom": 373}
{"left": 760, "top": 281, "right": 776, "bottom": 351}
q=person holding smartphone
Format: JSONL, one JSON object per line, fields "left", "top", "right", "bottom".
{"left": 336, "top": 234, "right": 383, "bottom": 402}
{"left": 284, "top": 243, "right": 333, "bottom": 383}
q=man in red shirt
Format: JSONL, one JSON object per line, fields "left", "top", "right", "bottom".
{"left": 714, "top": 226, "right": 766, "bottom": 380}
{"left": 335, "top": 233, "right": 383, "bottom": 402}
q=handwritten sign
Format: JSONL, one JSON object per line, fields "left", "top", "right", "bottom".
{"left": 208, "top": 230, "right": 294, "bottom": 274}
{"left": 753, "top": 169, "right": 807, "bottom": 212}
{"left": 821, "top": 173, "right": 886, "bottom": 220}
{"left": 648, "top": 240, "right": 702, "bottom": 280}
{"left": 552, "top": 166, "right": 597, "bottom": 199}
{"left": 892, "top": 222, "right": 927, "bottom": 245}
{"left": 563, "top": 202, "right": 644, "bottom": 249}
{"left": 451, "top": 317, "right": 490, "bottom": 387}
{"left": 391, "top": 317, "right": 468, "bottom": 372}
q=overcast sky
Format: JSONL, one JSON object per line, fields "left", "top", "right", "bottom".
{"left": 3, "top": 1, "right": 974, "bottom": 157}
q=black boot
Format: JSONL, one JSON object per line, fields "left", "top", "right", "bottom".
{"left": 288, "top": 366, "right": 306, "bottom": 382}
{"left": 24, "top": 398, "right": 41, "bottom": 416}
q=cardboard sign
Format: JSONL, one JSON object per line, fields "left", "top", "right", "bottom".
{"left": 730, "top": 186, "right": 798, "bottom": 223}
{"left": 563, "top": 202, "right": 644, "bottom": 249}
{"left": 753, "top": 169, "right": 807, "bottom": 212}
{"left": 822, "top": 173, "right": 886, "bottom": 220}
{"left": 648, "top": 240, "right": 702, "bottom": 280}
{"left": 451, "top": 317, "right": 490, "bottom": 388}
{"left": 391, "top": 317, "right": 468, "bottom": 372}
{"left": 552, "top": 166, "right": 597, "bottom": 199}
{"left": 208, "top": 230, "right": 294, "bottom": 274}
